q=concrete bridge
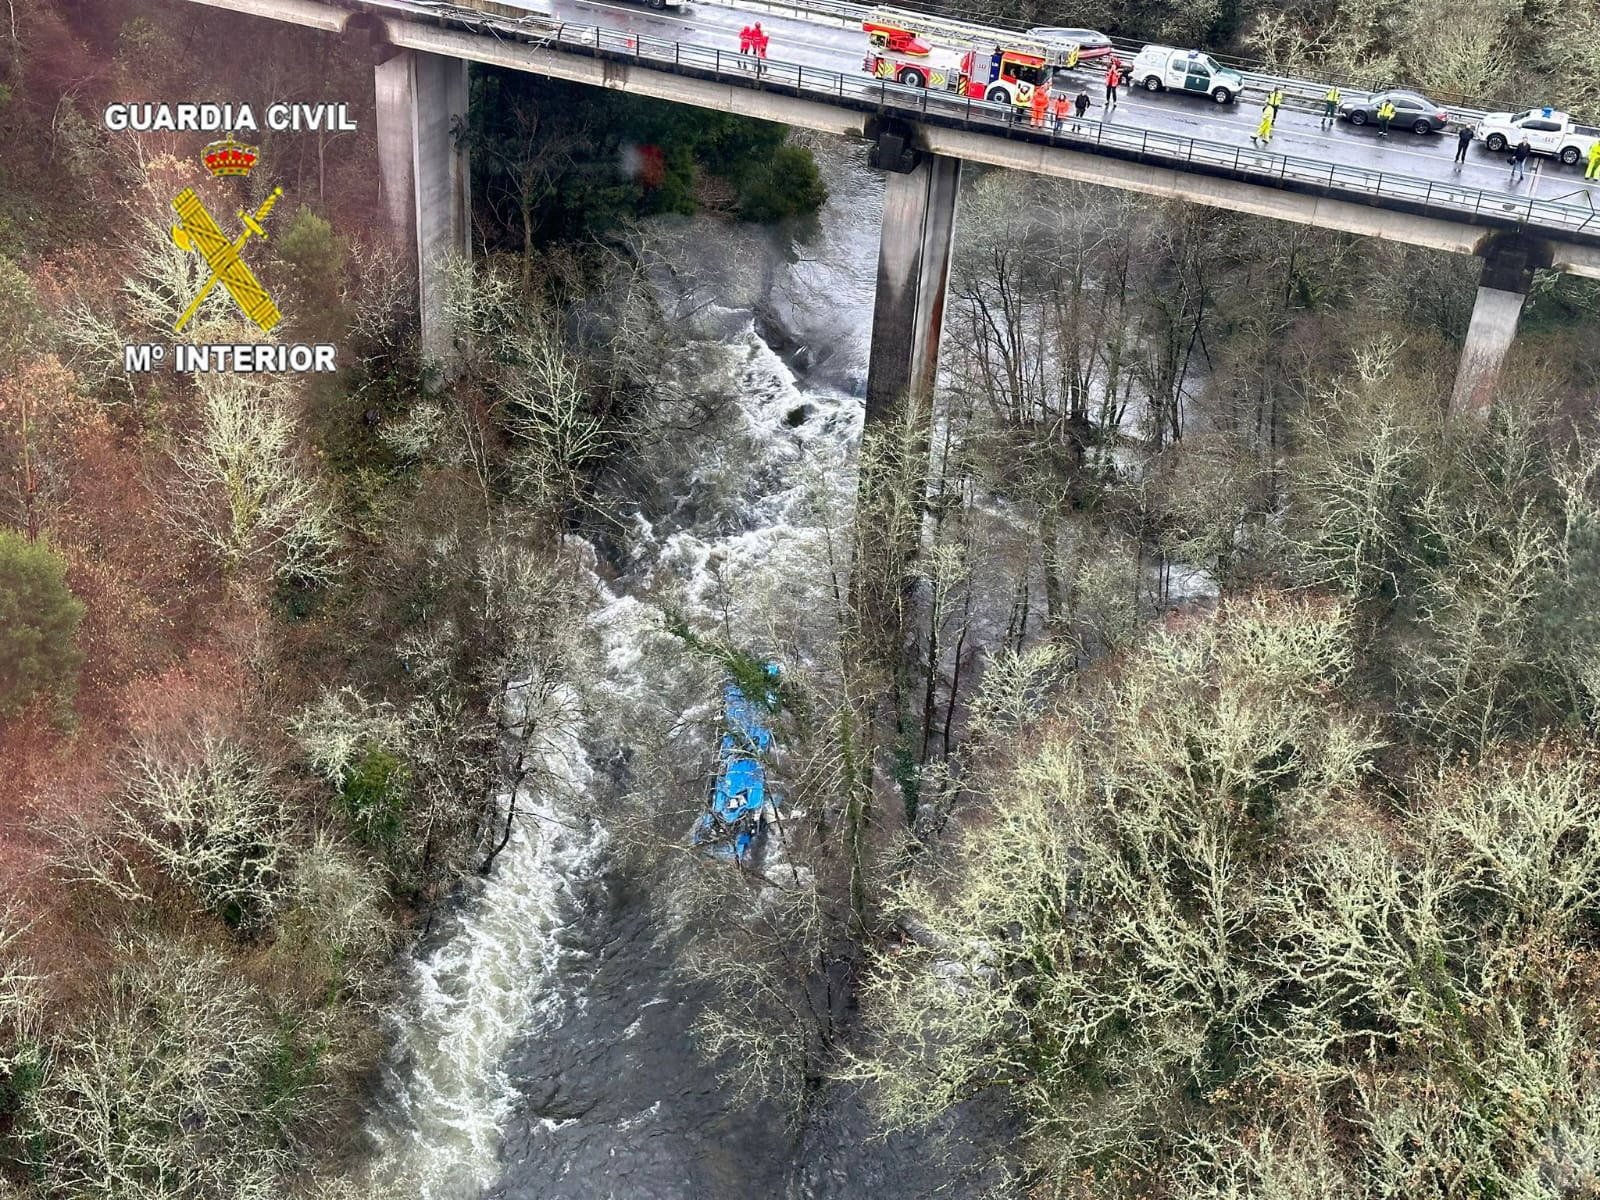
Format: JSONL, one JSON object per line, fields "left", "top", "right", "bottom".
{"left": 185, "top": 0, "right": 1600, "bottom": 417}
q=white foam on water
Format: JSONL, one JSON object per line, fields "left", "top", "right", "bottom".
{"left": 643, "top": 329, "right": 860, "bottom": 646}
{"left": 363, "top": 698, "right": 609, "bottom": 1200}
{"left": 361, "top": 146, "right": 879, "bottom": 1200}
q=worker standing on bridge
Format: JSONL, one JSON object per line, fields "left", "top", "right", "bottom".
{"left": 1321, "top": 85, "right": 1340, "bottom": 128}
{"left": 1377, "top": 98, "right": 1396, "bottom": 137}
{"left": 1030, "top": 84, "right": 1049, "bottom": 128}
{"left": 1104, "top": 62, "right": 1119, "bottom": 108}
{"left": 1585, "top": 138, "right": 1600, "bottom": 181}
{"left": 1073, "top": 88, "right": 1091, "bottom": 130}
{"left": 754, "top": 24, "right": 769, "bottom": 59}
{"left": 1053, "top": 90, "right": 1070, "bottom": 133}
{"left": 1250, "top": 102, "right": 1275, "bottom": 146}
{"left": 739, "top": 24, "right": 752, "bottom": 55}
{"left": 1454, "top": 122, "right": 1474, "bottom": 167}
{"left": 1266, "top": 85, "right": 1284, "bottom": 116}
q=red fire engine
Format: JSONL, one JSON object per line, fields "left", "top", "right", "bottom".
{"left": 861, "top": 7, "right": 1074, "bottom": 110}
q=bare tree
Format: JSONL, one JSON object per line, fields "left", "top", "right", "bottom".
{"left": 498, "top": 322, "right": 611, "bottom": 512}
{"left": 117, "top": 731, "right": 295, "bottom": 933}
{"left": 164, "top": 369, "right": 342, "bottom": 586}
{"left": 29, "top": 937, "right": 287, "bottom": 1200}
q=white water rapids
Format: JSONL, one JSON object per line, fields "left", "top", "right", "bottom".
{"left": 362, "top": 137, "right": 879, "bottom": 1200}
{"left": 363, "top": 711, "right": 608, "bottom": 1199}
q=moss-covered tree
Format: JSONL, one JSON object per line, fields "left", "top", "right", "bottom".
{"left": 0, "top": 531, "right": 83, "bottom": 714}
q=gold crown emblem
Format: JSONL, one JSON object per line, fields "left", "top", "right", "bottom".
{"left": 202, "top": 135, "right": 258, "bottom": 178}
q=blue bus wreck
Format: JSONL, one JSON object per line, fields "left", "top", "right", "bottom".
{"left": 691, "top": 665, "right": 781, "bottom": 867}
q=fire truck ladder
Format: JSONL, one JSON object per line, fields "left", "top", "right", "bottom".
{"left": 862, "top": 6, "right": 1075, "bottom": 63}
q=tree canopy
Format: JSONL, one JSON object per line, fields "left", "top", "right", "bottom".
{"left": 849, "top": 595, "right": 1600, "bottom": 1198}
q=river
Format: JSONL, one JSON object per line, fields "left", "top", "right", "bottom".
{"left": 360, "top": 135, "right": 1018, "bottom": 1200}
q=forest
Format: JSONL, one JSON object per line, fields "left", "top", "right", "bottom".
{"left": 1, "top": 0, "right": 1599, "bottom": 1197}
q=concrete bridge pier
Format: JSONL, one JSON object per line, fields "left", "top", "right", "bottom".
{"left": 374, "top": 45, "right": 471, "bottom": 360}
{"left": 1450, "top": 236, "right": 1547, "bottom": 420}
{"left": 864, "top": 122, "right": 962, "bottom": 426}
{"left": 853, "top": 123, "right": 962, "bottom": 696}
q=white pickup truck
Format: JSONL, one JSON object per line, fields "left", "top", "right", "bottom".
{"left": 1475, "top": 108, "right": 1600, "bottom": 166}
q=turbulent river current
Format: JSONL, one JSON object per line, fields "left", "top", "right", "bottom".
{"left": 361, "top": 139, "right": 1013, "bottom": 1200}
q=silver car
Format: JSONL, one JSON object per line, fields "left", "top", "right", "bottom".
{"left": 1026, "top": 26, "right": 1115, "bottom": 60}
{"left": 1337, "top": 89, "right": 1450, "bottom": 135}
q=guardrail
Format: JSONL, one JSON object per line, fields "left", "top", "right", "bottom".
{"left": 376, "top": 1, "right": 1600, "bottom": 242}
{"left": 596, "top": 23, "right": 1599, "bottom": 234}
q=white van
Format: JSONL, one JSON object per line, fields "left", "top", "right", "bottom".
{"left": 1131, "top": 46, "right": 1243, "bottom": 104}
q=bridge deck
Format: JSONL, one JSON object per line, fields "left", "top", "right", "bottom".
{"left": 182, "top": 0, "right": 1600, "bottom": 276}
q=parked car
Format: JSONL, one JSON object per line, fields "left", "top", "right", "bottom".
{"left": 1337, "top": 89, "right": 1448, "bottom": 134}
{"left": 1026, "top": 26, "right": 1114, "bottom": 60}
{"left": 1130, "top": 46, "right": 1243, "bottom": 104}
{"left": 1476, "top": 108, "right": 1600, "bottom": 165}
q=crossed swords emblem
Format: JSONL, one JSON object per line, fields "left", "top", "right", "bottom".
{"left": 170, "top": 186, "right": 284, "bottom": 333}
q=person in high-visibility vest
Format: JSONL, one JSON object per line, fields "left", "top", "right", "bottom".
{"left": 1250, "top": 103, "right": 1275, "bottom": 146}
{"left": 1322, "top": 85, "right": 1340, "bottom": 128}
{"left": 1266, "top": 86, "right": 1284, "bottom": 115}
{"left": 1377, "top": 98, "right": 1395, "bottom": 136}
{"left": 1030, "top": 84, "right": 1050, "bottom": 127}
{"left": 1586, "top": 139, "right": 1600, "bottom": 181}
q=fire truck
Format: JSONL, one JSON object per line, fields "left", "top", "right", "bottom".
{"left": 861, "top": 7, "right": 1075, "bottom": 110}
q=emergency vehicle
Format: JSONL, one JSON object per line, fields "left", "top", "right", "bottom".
{"left": 1476, "top": 107, "right": 1600, "bottom": 166}
{"left": 1130, "top": 45, "right": 1243, "bottom": 104}
{"left": 861, "top": 7, "right": 1074, "bottom": 110}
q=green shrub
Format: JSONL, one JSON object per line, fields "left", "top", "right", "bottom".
{"left": 258, "top": 1013, "right": 328, "bottom": 1122}
{"left": 737, "top": 145, "right": 828, "bottom": 223}
{"left": 0, "top": 532, "right": 85, "bottom": 714}
{"left": 338, "top": 743, "right": 409, "bottom": 846}
{"left": 273, "top": 206, "right": 347, "bottom": 342}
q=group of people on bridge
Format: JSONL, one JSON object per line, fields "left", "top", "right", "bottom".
{"left": 1027, "top": 58, "right": 1127, "bottom": 131}
{"left": 737, "top": 23, "right": 769, "bottom": 59}
{"left": 739, "top": 14, "right": 1600, "bottom": 190}
{"left": 1028, "top": 86, "right": 1095, "bottom": 131}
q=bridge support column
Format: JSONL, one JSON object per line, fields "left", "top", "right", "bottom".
{"left": 1450, "top": 239, "right": 1540, "bottom": 420}
{"left": 865, "top": 128, "right": 962, "bottom": 426}
{"left": 374, "top": 47, "right": 470, "bottom": 361}
{"left": 853, "top": 127, "right": 962, "bottom": 718}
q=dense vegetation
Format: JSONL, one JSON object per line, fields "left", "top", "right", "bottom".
{"left": 469, "top": 71, "right": 827, "bottom": 258}
{"left": 2, "top": 0, "right": 1600, "bottom": 1196}
{"left": 0, "top": 0, "right": 812, "bottom": 1195}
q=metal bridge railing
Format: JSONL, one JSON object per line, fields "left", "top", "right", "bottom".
{"left": 527, "top": 19, "right": 1600, "bottom": 241}
{"left": 387, "top": 2, "right": 1600, "bottom": 241}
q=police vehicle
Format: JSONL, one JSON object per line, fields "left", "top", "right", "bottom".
{"left": 1130, "top": 45, "right": 1243, "bottom": 104}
